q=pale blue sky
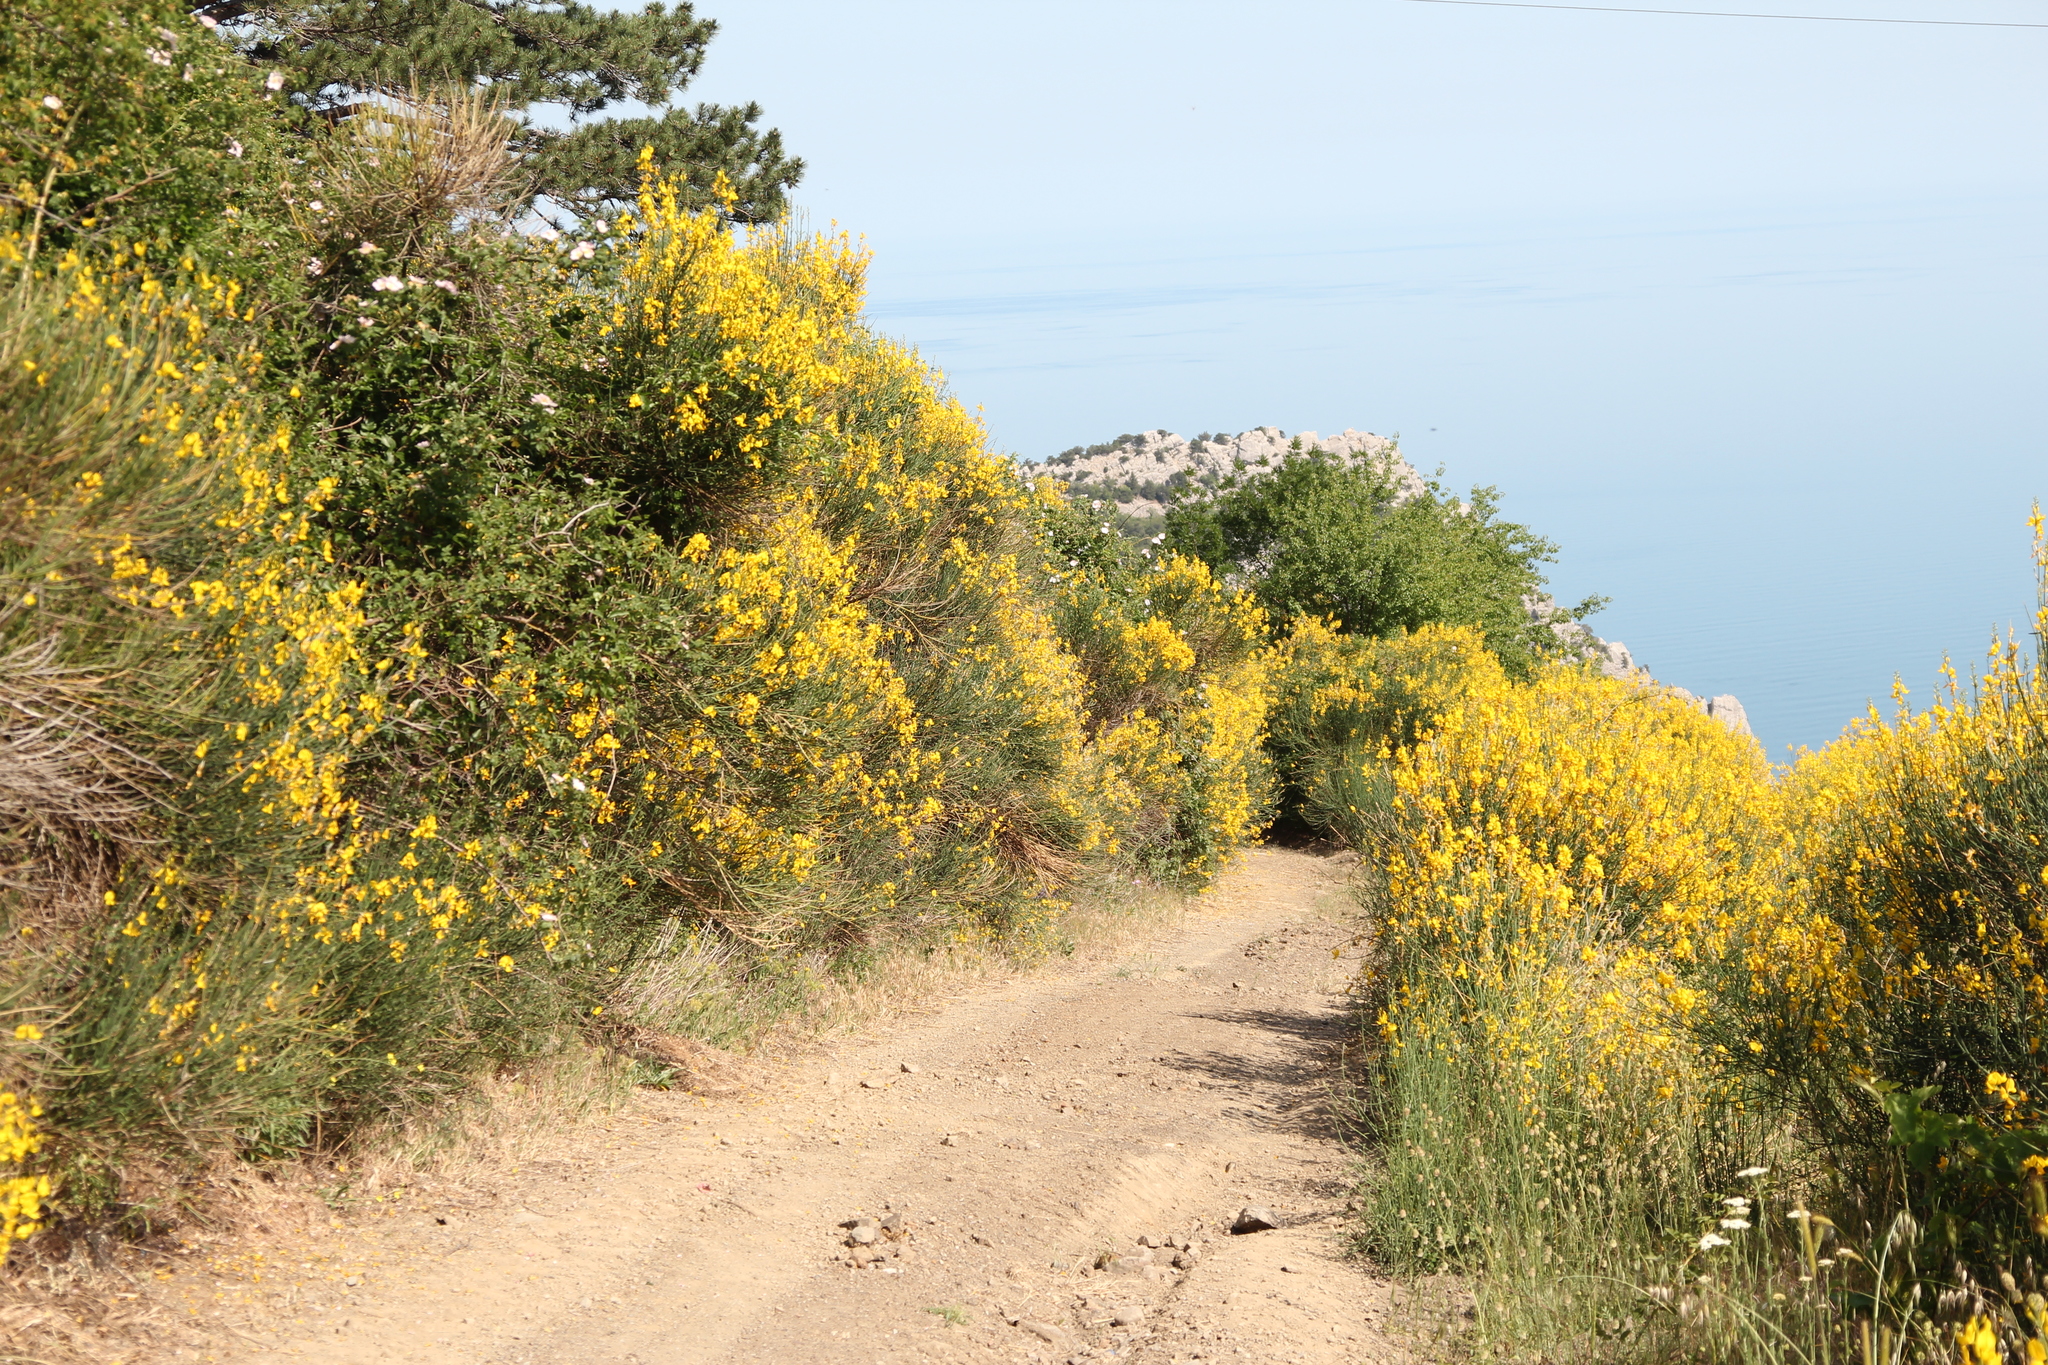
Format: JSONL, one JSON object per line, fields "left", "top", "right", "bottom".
{"left": 663, "top": 0, "right": 2048, "bottom": 756}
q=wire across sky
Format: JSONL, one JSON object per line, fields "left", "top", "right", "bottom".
{"left": 1400, "top": 0, "right": 2048, "bottom": 28}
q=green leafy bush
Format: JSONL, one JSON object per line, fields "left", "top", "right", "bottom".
{"left": 0, "top": 2, "right": 278, "bottom": 255}
{"left": 1164, "top": 448, "right": 1598, "bottom": 678}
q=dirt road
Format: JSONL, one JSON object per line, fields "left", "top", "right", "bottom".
{"left": 158, "top": 848, "right": 1415, "bottom": 1365}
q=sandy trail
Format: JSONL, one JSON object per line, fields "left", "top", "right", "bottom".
{"left": 157, "top": 848, "right": 1414, "bottom": 1365}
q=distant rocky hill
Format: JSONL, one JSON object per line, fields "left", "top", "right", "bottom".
{"left": 1029, "top": 425, "right": 1751, "bottom": 738}
{"left": 1031, "top": 426, "right": 1423, "bottom": 520}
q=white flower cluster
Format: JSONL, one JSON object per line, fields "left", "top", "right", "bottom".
{"left": 1698, "top": 1167, "right": 1769, "bottom": 1251}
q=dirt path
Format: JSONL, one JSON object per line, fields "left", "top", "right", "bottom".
{"left": 153, "top": 848, "right": 1416, "bottom": 1365}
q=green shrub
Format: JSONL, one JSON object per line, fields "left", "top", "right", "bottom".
{"left": 1263, "top": 619, "right": 1501, "bottom": 845}
{"left": 1164, "top": 447, "right": 1598, "bottom": 678}
{"left": 0, "top": 2, "right": 279, "bottom": 256}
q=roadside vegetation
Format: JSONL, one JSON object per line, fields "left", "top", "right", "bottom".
{"left": 3, "top": 11, "right": 2044, "bottom": 1365}
{"left": 0, "top": 0, "right": 1294, "bottom": 1252}
{"left": 1327, "top": 559, "right": 2048, "bottom": 1364}
{"left": 0, "top": 0, "right": 1477, "bottom": 1262}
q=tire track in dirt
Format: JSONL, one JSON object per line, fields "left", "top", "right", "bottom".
{"left": 161, "top": 848, "right": 1418, "bottom": 1365}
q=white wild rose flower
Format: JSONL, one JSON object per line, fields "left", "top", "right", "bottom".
{"left": 265, "top": 70, "right": 285, "bottom": 91}
{"left": 529, "top": 393, "right": 559, "bottom": 411}
{"left": 370, "top": 276, "right": 405, "bottom": 292}
{"left": 567, "top": 240, "right": 596, "bottom": 261}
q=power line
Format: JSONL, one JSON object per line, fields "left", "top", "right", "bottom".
{"left": 1399, "top": 0, "right": 2048, "bottom": 27}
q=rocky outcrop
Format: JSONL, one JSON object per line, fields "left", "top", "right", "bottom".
{"left": 1672, "top": 689, "right": 1752, "bottom": 737}
{"left": 1530, "top": 594, "right": 1633, "bottom": 678}
{"left": 1030, "top": 426, "right": 1422, "bottom": 520}
{"left": 1529, "top": 596, "right": 1752, "bottom": 738}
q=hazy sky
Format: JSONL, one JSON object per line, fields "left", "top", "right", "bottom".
{"left": 665, "top": 0, "right": 2048, "bottom": 756}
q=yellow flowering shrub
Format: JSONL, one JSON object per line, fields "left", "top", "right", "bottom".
{"left": 1265, "top": 619, "right": 1505, "bottom": 845}
{"left": 1362, "top": 645, "right": 1783, "bottom": 1283}
{"left": 0, "top": 241, "right": 377, "bottom": 1203}
{"left": 564, "top": 160, "right": 866, "bottom": 524}
{"left": 0, "top": 150, "right": 1292, "bottom": 1239}
{"left": 1355, "top": 535, "right": 2048, "bottom": 1353}
{"left": 1378, "top": 654, "right": 1778, "bottom": 1088}
{"left": 1048, "top": 542, "right": 1274, "bottom": 881}
{"left": 1736, "top": 623, "right": 2048, "bottom": 1135}
{"left": 0, "top": 1090, "right": 49, "bottom": 1253}
{"left": 526, "top": 175, "right": 1114, "bottom": 946}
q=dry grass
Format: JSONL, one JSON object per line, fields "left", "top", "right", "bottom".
{"left": 0, "top": 634, "right": 160, "bottom": 905}
{"left": 298, "top": 86, "right": 523, "bottom": 259}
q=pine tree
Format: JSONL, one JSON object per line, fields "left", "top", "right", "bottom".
{"left": 192, "top": 0, "right": 802, "bottom": 222}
